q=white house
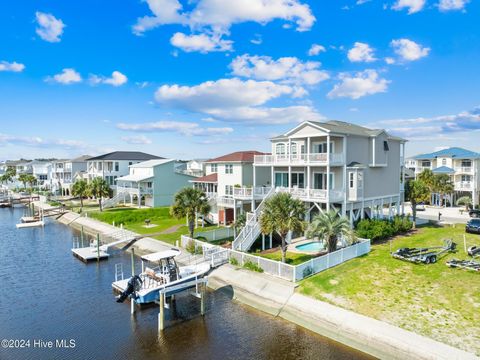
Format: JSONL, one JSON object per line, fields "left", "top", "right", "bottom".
{"left": 86, "top": 151, "right": 162, "bottom": 190}
{"left": 114, "top": 159, "right": 198, "bottom": 208}
{"left": 191, "top": 151, "right": 271, "bottom": 225}
{"left": 232, "top": 120, "right": 406, "bottom": 251}
{"left": 410, "top": 147, "right": 480, "bottom": 206}
{"left": 51, "top": 155, "right": 90, "bottom": 195}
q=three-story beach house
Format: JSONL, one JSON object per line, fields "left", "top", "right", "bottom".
{"left": 411, "top": 147, "right": 480, "bottom": 206}
{"left": 114, "top": 159, "right": 198, "bottom": 208}
{"left": 51, "top": 155, "right": 90, "bottom": 195}
{"left": 191, "top": 151, "right": 271, "bottom": 225}
{"left": 86, "top": 151, "right": 162, "bottom": 190}
{"left": 233, "top": 120, "right": 407, "bottom": 251}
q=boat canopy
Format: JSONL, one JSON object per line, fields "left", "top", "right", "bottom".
{"left": 141, "top": 249, "right": 181, "bottom": 262}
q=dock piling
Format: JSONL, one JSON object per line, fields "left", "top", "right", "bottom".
{"left": 159, "top": 292, "right": 165, "bottom": 332}
{"left": 200, "top": 282, "right": 205, "bottom": 316}
{"left": 131, "top": 299, "right": 136, "bottom": 315}
{"left": 131, "top": 248, "right": 135, "bottom": 276}
{"left": 96, "top": 233, "right": 100, "bottom": 262}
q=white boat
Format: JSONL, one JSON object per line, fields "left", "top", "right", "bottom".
{"left": 16, "top": 220, "right": 45, "bottom": 228}
{"left": 20, "top": 216, "right": 40, "bottom": 223}
{"left": 112, "top": 249, "right": 210, "bottom": 304}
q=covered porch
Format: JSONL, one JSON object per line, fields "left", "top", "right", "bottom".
{"left": 116, "top": 174, "right": 154, "bottom": 208}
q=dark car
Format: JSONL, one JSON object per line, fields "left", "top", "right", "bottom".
{"left": 469, "top": 210, "right": 480, "bottom": 218}
{"left": 466, "top": 219, "right": 480, "bottom": 234}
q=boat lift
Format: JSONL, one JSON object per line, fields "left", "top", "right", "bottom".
{"left": 392, "top": 239, "right": 457, "bottom": 264}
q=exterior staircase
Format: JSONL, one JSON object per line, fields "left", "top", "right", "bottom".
{"left": 101, "top": 191, "right": 129, "bottom": 209}
{"left": 232, "top": 187, "right": 275, "bottom": 251}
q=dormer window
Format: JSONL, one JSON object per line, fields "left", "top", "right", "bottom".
{"left": 442, "top": 158, "right": 447, "bottom": 166}
{"left": 276, "top": 143, "right": 286, "bottom": 155}
{"left": 383, "top": 141, "right": 389, "bottom": 151}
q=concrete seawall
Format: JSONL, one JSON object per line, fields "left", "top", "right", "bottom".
{"left": 40, "top": 206, "right": 478, "bottom": 360}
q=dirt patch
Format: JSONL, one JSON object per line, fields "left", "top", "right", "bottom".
{"left": 160, "top": 225, "right": 182, "bottom": 234}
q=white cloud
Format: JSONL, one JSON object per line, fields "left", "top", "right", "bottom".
{"left": 35, "top": 12, "right": 65, "bottom": 42}
{"left": 133, "top": 0, "right": 315, "bottom": 52}
{"left": 356, "top": 0, "right": 372, "bottom": 4}
{"left": 385, "top": 57, "right": 396, "bottom": 64}
{"left": 154, "top": 77, "right": 322, "bottom": 124}
{"left": 0, "top": 133, "right": 86, "bottom": 149}
{"left": 47, "top": 68, "right": 82, "bottom": 84}
{"left": 121, "top": 135, "right": 152, "bottom": 144}
{"left": 327, "top": 69, "right": 389, "bottom": 99}
{"left": 89, "top": 71, "right": 128, "bottom": 86}
{"left": 230, "top": 55, "right": 329, "bottom": 86}
{"left": 0, "top": 61, "right": 25, "bottom": 72}
{"left": 347, "top": 42, "right": 377, "bottom": 63}
{"left": 391, "top": 38, "right": 430, "bottom": 61}
{"left": 438, "top": 0, "right": 469, "bottom": 11}
{"left": 117, "top": 121, "right": 234, "bottom": 136}
{"left": 250, "top": 34, "right": 263, "bottom": 45}
{"left": 392, "top": 0, "right": 426, "bottom": 14}
{"left": 308, "top": 44, "right": 326, "bottom": 56}
{"left": 170, "top": 32, "right": 233, "bottom": 53}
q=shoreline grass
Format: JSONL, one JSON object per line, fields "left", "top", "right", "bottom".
{"left": 298, "top": 224, "right": 480, "bottom": 355}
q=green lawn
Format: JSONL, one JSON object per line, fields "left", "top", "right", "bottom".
{"left": 299, "top": 224, "right": 480, "bottom": 355}
{"left": 89, "top": 207, "right": 191, "bottom": 245}
{"left": 89, "top": 207, "right": 221, "bottom": 245}
{"left": 259, "top": 250, "right": 316, "bottom": 265}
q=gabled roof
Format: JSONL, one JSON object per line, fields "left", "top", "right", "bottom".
{"left": 432, "top": 166, "right": 455, "bottom": 174}
{"left": 206, "top": 151, "right": 268, "bottom": 163}
{"left": 87, "top": 151, "right": 163, "bottom": 161}
{"left": 413, "top": 147, "right": 480, "bottom": 160}
{"left": 70, "top": 155, "right": 92, "bottom": 162}
{"left": 190, "top": 173, "right": 218, "bottom": 183}
{"left": 281, "top": 120, "right": 406, "bottom": 141}
{"left": 130, "top": 159, "right": 175, "bottom": 168}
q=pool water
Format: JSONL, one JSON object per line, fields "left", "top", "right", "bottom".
{"left": 296, "top": 241, "right": 325, "bottom": 252}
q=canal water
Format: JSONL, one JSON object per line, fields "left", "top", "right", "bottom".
{"left": 0, "top": 207, "right": 374, "bottom": 360}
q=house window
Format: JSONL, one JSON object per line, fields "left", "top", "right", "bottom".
{"left": 357, "top": 172, "right": 363, "bottom": 189}
{"left": 442, "top": 159, "right": 447, "bottom": 166}
{"left": 129, "top": 162, "right": 133, "bottom": 166}
{"left": 276, "top": 143, "right": 286, "bottom": 155}
{"left": 275, "top": 172, "right": 289, "bottom": 187}
{"left": 349, "top": 173, "right": 354, "bottom": 188}
{"left": 383, "top": 141, "right": 390, "bottom": 151}
{"left": 421, "top": 161, "right": 431, "bottom": 168}
{"left": 461, "top": 160, "right": 472, "bottom": 167}
{"left": 225, "top": 164, "right": 233, "bottom": 174}
{"left": 115, "top": 162, "right": 119, "bottom": 171}
{"left": 146, "top": 182, "right": 152, "bottom": 188}
{"left": 291, "top": 173, "right": 304, "bottom": 188}
{"left": 291, "top": 143, "right": 297, "bottom": 155}
{"left": 211, "top": 164, "right": 218, "bottom": 173}
{"left": 314, "top": 173, "right": 334, "bottom": 190}
{"left": 225, "top": 185, "right": 233, "bottom": 196}
{"left": 313, "top": 142, "right": 334, "bottom": 153}
{"left": 98, "top": 162, "right": 103, "bottom": 171}
{"left": 462, "top": 175, "right": 471, "bottom": 182}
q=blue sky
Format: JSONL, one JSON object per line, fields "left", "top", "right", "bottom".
{"left": 0, "top": 0, "right": 479, "bottom": 160}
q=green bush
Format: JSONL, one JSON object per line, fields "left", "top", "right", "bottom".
{"left": 243, "top": 260, "right": 264, "bottom": 273}
{"left": 185, "top": 239, "right": 203, "bottom": 255}
{"left": 355, "top": 216, "right": 412, "bottom": 242}
{"left": 229, "top": 257, "right": 239, "bottom": 266}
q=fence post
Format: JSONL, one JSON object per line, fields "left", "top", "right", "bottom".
{"left": 341, "top": 248, "right": 344, "bottom": 263}
{"left": 293, "top": 265, "right": 296, "bottom": 282}
{"left": 241, "top": 253, "right": 244, "bottom": 266}
{"left": 326, "top": 253, "right": 330, "bottom": 269}
{"left": 278, "top": 262, "right": 281, "bottom": 277}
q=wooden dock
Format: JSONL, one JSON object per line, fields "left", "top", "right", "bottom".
{"left": 72, "top": 247, "right": 110, "bottom": 263}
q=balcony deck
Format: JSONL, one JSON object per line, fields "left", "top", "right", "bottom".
{"left": 254, "top": 153, "right": 345, "bottom": 167}
{"left": 233, "top": 186, "right": 271, "bottom": 200}
{"left": 277, "top": 187, "right": 345, "bottom": 203}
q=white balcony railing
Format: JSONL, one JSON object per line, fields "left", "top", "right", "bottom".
{"left": 454, "top": 167, "right": 473, "bottom": 173}
{"left": 277, "top": 187, "right": 344, "bottom": 202}
{"left": 117, "top": 186, "right": 153, "bottom": 196}
{"left": 233, "top": 186, "right": 272, "bottom": 199}
{"left": 217, "top": 196, "right": 236, "bottom": 207}
{"left": 455, "top": 182, "right": 472, "bottom": 190}
{"left": 254, "top": 153, "right": 345, "bottom": 166}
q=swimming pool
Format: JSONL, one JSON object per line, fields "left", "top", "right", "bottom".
{"left": 295, "top": 241, "right": 325, "bottom": 252}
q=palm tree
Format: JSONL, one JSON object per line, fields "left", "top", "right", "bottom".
{"left": 434, "top": 174, "right": 454, "bottom": 207}
{"left": 72, "top": 179, "right": 88, "bottom": 210}
{"left": 456, "top": 195, "right": 472, "bottom": 211}
{"left": 405, "top": 179, "right": 430, "bottom": 228}
{"left": 18, "top": 173, "right": 29, "bottom": 190}
{"left": 88, "top": 177, "right": 110, "bottom": 212}
{"left": 26, "top": 174, "right": 37, "bottom": 189}
{"left": 232, "top": 212, "right": 247, "bottom": 236}
{"left": 170, "top": 187, "right": 211, "bottom": 239}
{"left": 306, "top": 211, "right": 354, "bottom": 253}
{"left": 259, "top": 192, "right": 305, "bottom": 263}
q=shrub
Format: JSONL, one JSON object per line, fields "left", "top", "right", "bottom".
{"left": 355, "top": 216, "right": 412, "bottom": 242}
{"left": 185, "top": 239, "right": 203, "bottom": 255}
{"left": 302, "top": 266, "right": 313, "bottom": 278}
{"left": 229, "top": 257, "right": 239, "bottom": 266}
{"left": 243, "top": 260, "right": 264, "bottom": 273}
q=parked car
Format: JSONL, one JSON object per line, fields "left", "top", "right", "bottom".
{"left": 466, "top": 219, "right": 480, "bottom": 234}
{"left": 469, "top": 209, "right": 480, "bottom": 218}
{"left": 416, "top": 203, "right": 426, "bottom": 211}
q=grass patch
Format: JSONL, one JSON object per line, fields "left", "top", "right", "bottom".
{"left": 298, "top": 224, "right": 480, "bottom": 355}
{"left": 258, "top": 250, "right": 316, "bottom": 265}
{"left": 243, "top": 260, "right": 264, "bottom": 273}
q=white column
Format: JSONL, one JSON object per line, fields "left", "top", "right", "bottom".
{"left": 253, "top": 165, "right": 256, "bottom": 187}
{"left": 326, "top": 134, "right": 331, "bottom": 209}
{"left": 342, "top": 135, "right": 347, "bottom": 217}
{"left": 288, "top": 166, "right": 291, "bottom": 189}
{"left": 233, "top": 200, "right": 237, "bottom": 222}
